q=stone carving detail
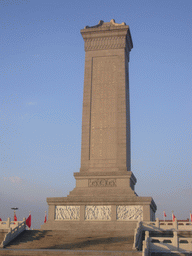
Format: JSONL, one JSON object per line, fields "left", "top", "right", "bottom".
{"left": 84, "top": 19, "right": 126, "bottom": 29}
{"left": 88, "top": 179, "right": 116, "bottom": 187}
{"left": 55, "top": 206, "right": 80, "bottom": 220}
{"left": 116, "top": 206, "right": 143, "bottom": 221}
{"left": 85, "top": 206, "right": 111, "bottom": 221}
{"left": 84, "top": 36, "right": 126, "bottom": 51}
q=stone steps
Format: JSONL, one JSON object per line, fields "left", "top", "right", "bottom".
{"left": 151, "top": 253, "right": 192, "bottom": 256}
{"left": 0, "top": 232, "right": 7, "bottom": 245}
{"left": 0, "top": 249, "right": 142, "bottom": 256}
{"left": 4, "top": 230, "right": 141, "bottom": 255}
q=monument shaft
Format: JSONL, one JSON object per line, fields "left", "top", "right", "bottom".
{"left": 80, "top": 20, "right": 132, "bottom": 174}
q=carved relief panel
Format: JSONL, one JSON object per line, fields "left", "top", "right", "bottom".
{"left": 55, "top": 206, "right": 80, "bottom": 220}
{"left": 116, "top": 206, "right": 143, "bottom": 221}
{"left": 85, "top": 205, "right": 111, "bottom": 221}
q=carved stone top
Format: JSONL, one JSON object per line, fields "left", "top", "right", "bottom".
{"left": 81, "top": 19, "right": 133, "bottom": 53}
{"left": 84, "top": 19, "right": 126, "bottom": 29}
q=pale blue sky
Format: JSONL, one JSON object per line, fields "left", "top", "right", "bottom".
{"left": 0, "top": 0, "right": 191, "bottom": 228}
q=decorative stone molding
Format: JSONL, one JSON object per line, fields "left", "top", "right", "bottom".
{"left": 84, "top": 36, "right": 126, "bottom": 51}
{"left": 85, "top": 206, "right": 111, "bottom": 221}
{"left": 81, "top": 19, "right": 133, "bottom": 59}
{"left": 84, "top": 19, "right": 126, "bottom": 29}
{"left": 55, "top": 206, "right": 80, "bottom": 220}
{"left": 88, "top": 178, "right": 116, "bottom": 187}
{"left": 116, "top": 206, "right": 143, "bottom": 221}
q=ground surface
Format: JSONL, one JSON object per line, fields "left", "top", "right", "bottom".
{"left": 0, "top": 230, "right": 142, "bottom": 255}
{"left": 151, "top": 253, "right": 192, "bottom": 256}
{"left": 0, "top": 230, "right": 141, "bottom": 256}
{"left": 2, "top": 230, "right": 191, "bottom": 255}
{"left": 5, "top": 230, "right": 135, "bottom": 250}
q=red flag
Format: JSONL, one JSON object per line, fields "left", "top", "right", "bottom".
{"left": 0, "top": 218, "right": 2, "bottom": 221}
{"left": 172, "top": 213, "right": 176, "bottom": 222}
{"left": 164, "top": 211, "right": 167, "bottom": 217}
{"left": 26, "top": 214, "right": 31, "bottom": 228}
{"left": 14, "top": 213, "right": 17, "bottom": 221}
{"left": 190, "top": 212, "right": 192, "bottom": 222}
{"left": 44, "top": 212, "right": 47, "bottom": 223}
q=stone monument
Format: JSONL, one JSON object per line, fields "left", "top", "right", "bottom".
{"left": 42, "top": 20, "right": 156, "bottom": 234}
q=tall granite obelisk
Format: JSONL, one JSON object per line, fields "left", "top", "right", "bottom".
{"left": 42, "top": 20, "right": 156, "bottom": 233}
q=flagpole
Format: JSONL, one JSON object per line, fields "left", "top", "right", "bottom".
{"left": 172, "top": 211, "right": 176, "bottom": 222}
{"left": 29, "top": 211, "right": 31, "bottom": 230}
{"left": 11, "top": 207, "right": 18, "bottom": 222}
{"left": 44, "top": 211, "right": 47, "bottom": 223}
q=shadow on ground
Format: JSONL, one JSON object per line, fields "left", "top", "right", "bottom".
{"left": 43, "top": 236, "right": 130, "bottom": 250}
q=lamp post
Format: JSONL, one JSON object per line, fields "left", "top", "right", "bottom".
{"left": 11, "top": 207, "right": 18, "bottom": 221}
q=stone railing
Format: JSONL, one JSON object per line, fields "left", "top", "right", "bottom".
{"left": 142, "top": 231, "right": 150, "bottom": 256}
{"left": 142, "top": 231, "right": 192, "bottom": 255}
{"left": 133, "top": 221, "right": 142, "bottom": 250}
{"left": 0, "top": 218, "right": 24, "bottom": 230}
{"left": 0, "top": 218, "right": 26, "bottom": 248}
{"left": 142, "top": 218, "right": 192, "bottom": 231}
{"left": 160, "top": 220, "right": 192, "bottom": 230}
{"left": 133, "top": 218, "right": 192, "bottom": 254}
{"left": 179, "top": 237, "right": 192, "bottom": 252}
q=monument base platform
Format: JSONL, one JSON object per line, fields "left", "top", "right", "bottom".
{"left": 41, "top": 173, "right": 156, "bottom": 232}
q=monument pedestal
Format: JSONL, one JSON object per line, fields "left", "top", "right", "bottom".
{"left": 42, "top": 171, "right": 156, "bottom": 232}
{"left": 41, "top": 20, "right": 156, "bottom": 233}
